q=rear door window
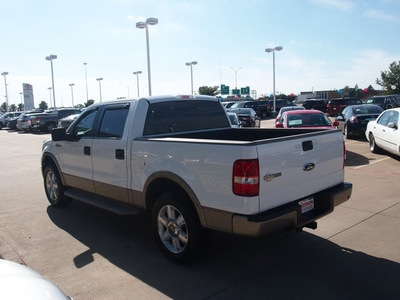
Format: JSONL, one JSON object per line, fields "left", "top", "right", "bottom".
{"left": 98, "top": 105, "right": 129, "bottom": 138}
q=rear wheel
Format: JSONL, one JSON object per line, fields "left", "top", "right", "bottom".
{"left": 44, "top": 164, "right": 71, "bottom": 207}
{"left": 344, "top": 124, "right": 352, "bottom": 139}
{"left": 46, "top": 122, "right": 56, "bottom": 132}
{"left": 369, "top": 133, "right": 380, "bottom": 154}
{"left": 151, "top": 192, "right": 205, "bottom": 262}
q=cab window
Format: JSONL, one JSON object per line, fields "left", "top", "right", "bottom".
{"left": 98, "top": 106, "right": 129, "bottom": 138}
{"left": 72, "top": 109, "right": 98, "bottom": 137}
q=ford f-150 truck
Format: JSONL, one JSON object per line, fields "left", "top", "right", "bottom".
{"left": 41, "top": 95, "right": 352, "bottom": 261}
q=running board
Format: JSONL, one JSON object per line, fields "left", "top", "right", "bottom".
{"left": 64, "top": 189, "right": 142, "bottom": 215}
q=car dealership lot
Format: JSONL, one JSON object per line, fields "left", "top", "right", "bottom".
{"left": 1, "top": 127, "right": 399, "bottom": 299}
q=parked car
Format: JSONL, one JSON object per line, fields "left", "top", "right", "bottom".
{"left": 226, "top": 108, "right": 261, "bottom": 127}
{"left": 365, "top": 95, "right": 398, "bottom": 110}
{"left": 221, "top": 101, "right": 237, "bottom": 109}
{"left": 6, "top": 117, "right": 19, "bottom": 130}
{"left": 302, "top": 99, "right": 328, "bottom": 112}
{"left": 326, "top": 97, "right": 362, "bottom": 116}
{"left": 366, "top": 108, "right": 400, "bottom": 157}
{"left": 276, "top": 110, "right": 335, "bottom": 129}
{"left": 58, "top": 113, "right": 80, "bottom": 129}
{"left": 0, "top": 112, "right": 23, "bottom": 129}
{"left": 16, "top": 112, "right": 47, "bottom": 132}
{"left": 275, "top": 106, "right": 305, "bottom": 123}
{"left": 335, "top": 104, "right": 383, "bottom": 139}
{"left": 266, "top": 99, "right": 296, "bottom": 115}
{"left": 229, "top": 100, "right": 270, "bottom": 118}
{"left": 31, "top": 108, "right": 82, "bottom": 132}
{"left": 227, "top": 112, "right": 242, "bottom": 128}
{"left": 0, "top": 259, "right": 72, "bottom": 299}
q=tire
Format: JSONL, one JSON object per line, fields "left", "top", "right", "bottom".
{"left": 44, "top": 164, "right": 71, "bottom": 207}
{"left": 369, "top": 133, "right": 381, "bottom": 154}
{"left": 46, "top": 122, "right": 56, "bottom": 132}
{"left": 0, "top": 123, "right": 3, "bottom": 130}
{"left": 344, "top": 124, "right": 352, "bottom": 139}
{"left": 152, "top": 192, "right": 205, "bottom": 262}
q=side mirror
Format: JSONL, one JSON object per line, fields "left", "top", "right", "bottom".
{"left": 276, "top": 123, "right": 284, "bottom": 128}
{"left": 51, "top": 128, "right": 75, "bottom": 141}
{"left": 333, "top": 121, "right": 340, "bottom": 127}
{"left": 336, "top": 116, "right": 344, "bottom": 121}
{"left": 388, "top": 122, "right": 397, "bottom": 129}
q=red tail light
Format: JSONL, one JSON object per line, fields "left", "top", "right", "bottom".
{"left": 233, "top": 159, "right": 259, "bottom": 196}
{"left": 350, "top": 116, "right": 358, "bottom": 123}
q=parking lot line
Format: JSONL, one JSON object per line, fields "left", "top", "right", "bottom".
{"left": 351, "top": 157, "right": 390, "bottom": 169}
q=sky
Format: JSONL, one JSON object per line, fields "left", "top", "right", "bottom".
{"left": 1, "top": 0, "right": 400, "bottom": 108}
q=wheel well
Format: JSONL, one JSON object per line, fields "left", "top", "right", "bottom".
{"left": 146, "top": 178, "right": 188, "bottom": 211}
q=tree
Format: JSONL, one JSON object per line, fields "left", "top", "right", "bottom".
{"left": 1, "top": 102, "right": 6, "bottom": 112}
{"left": 199, "top": 86, "right": 219, "bottom": 96}
{"left": 39, "top": 101, "right": 48, "bottom": 110}
{"left": 9, "top": 104, "right": 16, "bottom": 111}
{"left": 376, "top": 61, "right": 400, "bottom": 95}
{"left": 18, "top": 103, "right": 24, "bottom": 111}
{"left": 85, "top": 99, "right": 95, "bottom": 107}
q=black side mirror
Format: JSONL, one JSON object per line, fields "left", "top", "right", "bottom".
{"left": 51, "top": 128, "right": 75, "bottom": 141}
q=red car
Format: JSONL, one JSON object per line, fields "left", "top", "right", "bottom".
{"left": 276, "top": 110, "right": 337, "bottom": 129}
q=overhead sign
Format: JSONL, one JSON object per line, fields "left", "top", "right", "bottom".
{"left": 221, "top": 84, "right": 229, "bottom": 95}
{"left": 232, "top": 89, "right": 240, "bottom": 95}
{"left": 241, "top": 86, "right": 250, "bottom": 95}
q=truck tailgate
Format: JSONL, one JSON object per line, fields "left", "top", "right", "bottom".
{"left": 257, "top": 130, "right": 344, "bottom": 212}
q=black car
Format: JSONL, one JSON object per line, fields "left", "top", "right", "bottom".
{"left": 335, "top": 104, "right": 383, "bottom": 139}
{"left": 266, "top": 99, "right": 295, "bottom": 115}
{"left": 302, "top": 99, "right": 328, "bottom": 112}
{"left": 226, "top": 108, "right": 261, "bottom": 128}
{"left": 229, "top": 100, "right": 270, "bottom": 118}
{"left": 365, "top": 96, "right": 398, "bottom": 110}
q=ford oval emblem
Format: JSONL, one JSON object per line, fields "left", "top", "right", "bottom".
{"left": 303, "top": 163, "right": 315, "bottom": 171}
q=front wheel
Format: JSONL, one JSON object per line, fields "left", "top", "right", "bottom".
{"left": 369, "top": 133, "right": 380, "bottom": 154}
{"left": 44, "top": 164, "right": 71, "bottom": 207}
{"left": 152, "top": 192, "right": 205, "bottom": 262}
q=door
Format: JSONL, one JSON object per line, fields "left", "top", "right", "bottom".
{"left": 91, "top": 103, "right": 131, "bottom": 203}
{"left": 61, "top": 108, "right": 98, "bottom": 192}
{"left": 380, "top": 111, "right": 399, "bottom": 153}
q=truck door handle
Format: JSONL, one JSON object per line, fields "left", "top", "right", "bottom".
{"left": 84, "top": 146, "right": 91, "bottom": 156}
{"left": 115, "top": 149, "right": 125, "bottom": 160}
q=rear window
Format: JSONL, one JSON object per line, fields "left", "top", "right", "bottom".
{"left": 143, "top": 100, "right": 230, "bottom": 135}
{"left": 352, "top": 106, "right": 383, "bottom": 115}
{"left": 329, "top": 100, "right": 344, "bottom": 105}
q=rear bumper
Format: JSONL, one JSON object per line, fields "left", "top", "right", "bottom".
{"left": 231, "top": 182, "right": 352, "bottom": 237}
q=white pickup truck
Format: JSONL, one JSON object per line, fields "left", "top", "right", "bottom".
{"left": 41, "top": 95, "right": 352, "bottom": 261}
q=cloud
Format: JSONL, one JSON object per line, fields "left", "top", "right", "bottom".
{"left": 364, "top": 9, "right": 400, "bottom": 23}
{"left": 310, "top": 0, "right": 355, "bottom": 12}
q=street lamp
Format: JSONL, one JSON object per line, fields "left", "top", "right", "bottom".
{"left": 83, "top": 63, "right": 89, "bottom": 101}
{"left": 1, "top": 72, "right": 9, "bottom": 112}
{"left": 48, "top": 87, "right": 52, "bottom": 107}
{"left": 133, "top": 71, "right": 142, "bottom": 97}
{"left": 45, "top": 55, "right": 57, "bottom": 108}
{"left": 69, "top": 83, "right": 75, "bottom": 107}
{"left": 185, "top": 61, "right": 197, "bottom": 95}
{"left": 136, "top": 17, "right": 158, "bottom": 96}
{"left": 265, "top": 46, "right": 283, "bottom": 113}
{"left": 19, "top": 92, "right": 23, "bottom": 109}
{"left": 96, "top": 78, "right": 103, "bottom": 102}
{"left": 230, "top": 67, "right": 241, "bottom": 90}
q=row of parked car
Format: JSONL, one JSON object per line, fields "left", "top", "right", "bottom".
{"left": 0, "top": 108, "right": 82, "bottom": 132}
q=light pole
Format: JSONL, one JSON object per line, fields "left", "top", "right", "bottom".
{"left": 136, "top": 17, "right": 158, "bottom": 96}
{"left": 1, "top": 72, "right": 9, "bottom": 112}
{"left": 45, "top": 55, "right": 57, "bottom": 108}
{"left": 133, "top": 71, "right": 142, "bottom": 97}
{"left": 69, "top": 83, "right": 75, "bottom": 107}
{"left": 230, "top": 67, "right": 241, "bottom": 91}
{"left": 48, "top": 87, "right": 52, "bottom": 107}
{"left": 96, "top": 78, "right": 103, "bottom": 102}
{"left": 185, "top": 61, "right": 197, "bottom": 95}
{"left": 83, "top": 62, "right": 88, "bottom": 101}
{"left": 265, "top": 46, "right": 283, "bottom": 113}
{"left": 19, "top": 92, "right": 23, "bottom": 110}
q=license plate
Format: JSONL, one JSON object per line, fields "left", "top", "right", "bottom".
{"left": 333, "top": 108, "right": 337, "bottom": 110}
{"left": 299, "top": 197, "right": 314, "bottom": 214}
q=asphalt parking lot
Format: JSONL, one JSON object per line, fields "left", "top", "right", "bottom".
{"left": 0, "top": 125, "right": 399, "bottom": 300}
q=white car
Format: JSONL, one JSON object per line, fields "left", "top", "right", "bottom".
{"left": 0, "top": 259, "right": 72, "bottom": 299}
{"left": 365, "top": 107, "right": 400, "bottom": 157}
{"left": 227, "top": 112, "right": 241, "bottom": 127}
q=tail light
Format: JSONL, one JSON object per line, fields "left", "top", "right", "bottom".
{"left": 233, "top": 159, "right": 259, "bottom": 196}
{"left": 343, "top": 141, "right": 346, "bottom": 169}
{"left": 350, "top": 116, "right": 358, "bottom": 123}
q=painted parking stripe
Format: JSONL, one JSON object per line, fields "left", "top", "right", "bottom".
{"left": 350, "top": 157, "right": 390, "bottom": 169}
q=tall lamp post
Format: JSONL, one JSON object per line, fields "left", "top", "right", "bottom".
{"left": 96, "top": 78, "right": 103, "bottom": 102}
{"left": 83, "top": 63, "right": 89, "bottom": 101}
{"left": 48, "top": 87, "right": 52, "bottom": 107}
{"left": 19, "top": 92, "right": 23, "bottom": 109}
{"left": 69, "top": 83, "right": 75, "bottom": 107}
{"left": 1, "top": 72, "right": 9, "bottom": 112}
{"left": 265, "top": 46, "right": 283, "bottom": 113}
{"left": 230, "top": 67, "right": 241, "bottom": 91}
{"left": 45, "top": 55, "right": 57, "bottom": 108}
{"left": 136, "top": 17, "right": 158, "bottom": 96}
{"left": 133, "top": 71, "right": 142, "bottom": 97}
{"left": 185, "top": 61, "right": 197, "bottom": 95}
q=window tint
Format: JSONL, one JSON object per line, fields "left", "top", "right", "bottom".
{"left": 144, "top": 100, "right": 230, "bottom": 135}
{"left": 98, "top": 107, "right": 129, "bottom": 138}
{"left": 388, "top": 111, "right": 399, "bottom": 126}
{"left": 73, "top": 109, "right": 98, "bottom": 137}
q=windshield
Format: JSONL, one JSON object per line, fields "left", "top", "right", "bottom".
{"left": 287, "top": 113, "right": 332, "bottom": 128}
{"left": 229, "top": 102, "right": 245, "bottom": 109}
{"left": 352, "top": 106, "right": 383, "bottom": 115}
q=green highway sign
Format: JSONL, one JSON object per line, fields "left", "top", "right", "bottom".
{"left": 232, "top": 89, "right": 240, "bottom": 95}
{"left": 241, "top": 86, "right": 250, "bottom": 95}
{"left": 221, "top": 84, "right": 229, "bottom": 95}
